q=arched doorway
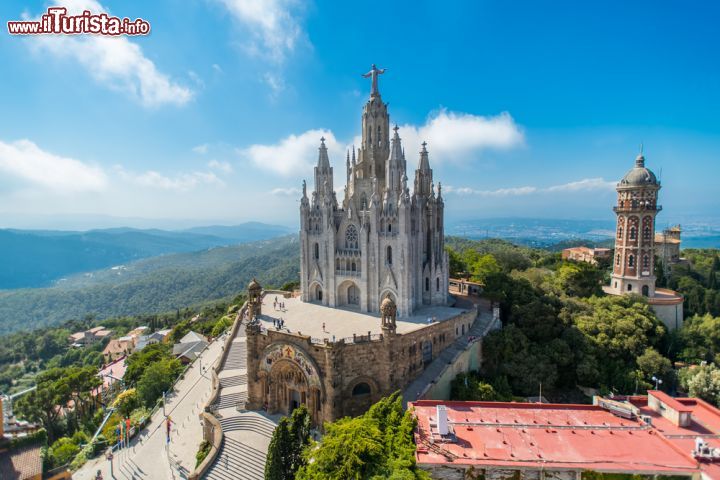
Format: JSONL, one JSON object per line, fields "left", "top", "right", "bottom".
{"left": 267, "top": 360, "right": 312, "bottom": 415}
{"left": 337, "top": 280, "right": 360, "bottom": 307}
{"left": 310, "top": 283, "right": 323, "bottom": 303}
{"left": 642, "top": 285, "right": 649, "bottom": 297}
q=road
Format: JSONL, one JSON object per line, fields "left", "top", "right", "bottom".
{"left": 73, "top": 336, "right": 224, "bottom": 480}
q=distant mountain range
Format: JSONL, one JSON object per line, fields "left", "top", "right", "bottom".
{"left": 0, "top": 235, "right": 300, "bottom": 335}
{"left": 0, "top": 222, "right": 292, "bottom": 289}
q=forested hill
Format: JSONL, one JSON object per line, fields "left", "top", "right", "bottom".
{"left": 0, "top": 235, "right": 299, "bottom": 335}
{"left": 0, "top": 222, "right": 292, "bottom": 289}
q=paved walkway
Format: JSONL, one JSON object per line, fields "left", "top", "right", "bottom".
{"left": 402, "top": 299, "right": 497, "bottom": 406}
{"left": 73, "top": 337, "right": 224, "bottom": 480}
{"left": 203, "top": 329, "right": 279, "bottom": 480}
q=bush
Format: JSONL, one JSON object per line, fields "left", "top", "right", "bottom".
{"left": 113, "top": 388, "right": 140, "bottom": 417}
{"left": 49, "top": 437, "right": 81, "bottom": 467}
{"left": 195, "top": 440, "right": 212, "bottom": 467}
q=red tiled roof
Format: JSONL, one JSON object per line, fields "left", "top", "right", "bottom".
{"left": 410, "top": 400, "right": 699, "bottom": 475}
{"left": 0, "top": 445, "right": 43, "bottom": 480}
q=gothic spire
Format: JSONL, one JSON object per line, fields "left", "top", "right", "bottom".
{"left": 418, "top": 141, "right": 431, "bottom": 171}
{"left": 317, "top": 137, "right": 330, "bottom": 170}
{"left": 390, "top": 125, "right": 403, "bottom": 161}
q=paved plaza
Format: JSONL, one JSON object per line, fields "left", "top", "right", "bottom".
{"left": 258, "top": 295, "right": 467, "bottom": 340}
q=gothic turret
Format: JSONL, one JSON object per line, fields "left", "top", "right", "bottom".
{"left": 414, "top": 142, "right": 433, "bottom": 198}
{"left": 314, "top": 137, "right": 333, "bottom": 201}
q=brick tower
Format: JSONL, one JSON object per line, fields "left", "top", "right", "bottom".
{"left": 608, "top": 150, "right": 661, "bottom": 297}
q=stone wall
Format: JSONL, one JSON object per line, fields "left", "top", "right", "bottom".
{"left": 420, "top": 465, "right": 581, "bottom": 480}
{"left": 245, "top": 307, "right": 478, "bottom": 425}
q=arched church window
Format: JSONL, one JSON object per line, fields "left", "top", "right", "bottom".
{"left": 618, "top": 227, "right": 623, "bottom": 238}
{"left": 361, "top": 193, "right": 368, "bottom": 210}
{"left": 351, "top": 262, "right": 356, "bottom": 272}
{"left": 386, "top": 246, "right": 392, "bottom": 265}
{"left": 616, "top": 254, "right": 620, "bottom": 266}
{"left": 368, "top": 128, "right": 372, "bottom": 145}
{"left": 352, "top": 382, "right": 371, "bottom": 396}
{"left": 345, "top": 225, "right": 359, "bottom": 250}
{"left": 628, "top": 255, "right": 635, "bottom": 267}
{"left": 643, "top": 226, "right": 651, "bottom": 240}
{"left": 388, "top": 223, "right": 392, "bottom": 233}
{"left": 425, "top": 277, "right": 430, "bottom": 292}
{"left": 436, "top": 278, "right": 440, "bottom": 292}
{"left": 314, "top": 243, "right": 319, "bottom": 260}
{"left": 630, "top": 227, "right": 637, "bottom": 240}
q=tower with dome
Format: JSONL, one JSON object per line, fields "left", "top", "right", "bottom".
{"left": 604, "top": 150, "right": 684, "bottom": 329}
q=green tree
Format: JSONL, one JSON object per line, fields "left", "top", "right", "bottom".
{"left": 554, "top": 261, "right": 603, "bottom": 298}
{"left": 297, "top": 393, "right": 428, "bottom": 480}
{"left": 636, "top": 347, "right": 673, "bottom": 388}
{"left": 49, "top": 437, "right": 81, "bottom": 467}
{"left": 14, "top": 368, "right": 72, "bottom": 442}
{"left": 113, "top": 388, "right": 140, "bottom": 417}
{"left": 679, "top": 363, "right": 720, "bottom": 407}
{"left": 136, "top": 358, "right": 182, "bottom": 407}
{"left": 124, "top": 343, "right": 171, "bottom": 385}
{"left": 469, "top": 254, "right": 501, "bottom": 283}
{"left": 265, "top": 417, "right": 294, "bottom": 480}
{"left": 265, "top": 405, "right": 312, "bottom": 480}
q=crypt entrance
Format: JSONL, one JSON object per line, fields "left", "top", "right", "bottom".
{"left": 258, "top": 343, "right": 324, "bottom": 424}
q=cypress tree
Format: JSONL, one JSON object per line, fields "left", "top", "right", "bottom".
{"left": 265, "top": 417, "right": 293, "bottom": 480}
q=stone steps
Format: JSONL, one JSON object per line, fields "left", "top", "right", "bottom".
{"left": 219, "top": 416, "right": 276, "bottom": 437}
{"left": 219, "top": 374, "right": 247, "bottom": 388}
{"left": 204, "top": 437, "right": 266, "bottom": 480}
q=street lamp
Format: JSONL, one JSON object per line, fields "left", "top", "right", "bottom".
{"left": 652, "top": 376, "right": 663, "bottom": 390}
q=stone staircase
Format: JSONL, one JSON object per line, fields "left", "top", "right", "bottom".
{"left": 203, "top": 332, "right": 277, "bottom": 479}
{"left": 204, "top": 437, "right": 266, "bottom": 480}
{"left": 402, "top": 305, "right": 496, "bottom": 406}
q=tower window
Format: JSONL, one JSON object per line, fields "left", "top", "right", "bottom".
{"left": 425, "top": 277, "right": 430, "bottom": 292}
{"left": 643, "top": 255, "right": 649, "bottom": 268}
{"left": 628, "top": 255, "right": 635, "bottom": 267}
{"left": 388, "top": 223, "right": 392, "bottom": 233}
{"left": 386, "top": 246, "right": 392, "bottom": 265}
{"left": 378, "top": 125, "right": 382, "bottom": 146}
{"left": 616, "top": 254, "right": 620, "bottom": 266}
{"left": 436, "top": 278, "right": 440, "bottom": 292}
{"left": 618, "top": 227, "right": 623, "bottom": 238}
{"left": 643, "top": 226, "right": 651, "bottom": 240}
{"left": 630, "top": 227, "right": 637, "bottom": 240}
{"left": 314, "top": 243, "right": 319, "bottom": 260}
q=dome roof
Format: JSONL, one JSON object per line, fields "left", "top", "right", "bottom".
{"left": 248, "top": 278, "right": 262, "bottom": 291}
{"left": 619, "top": 154, "right": 658, "bottom": 187}
{"left": 380, "top": 296, "right": 396, "bottom": 315}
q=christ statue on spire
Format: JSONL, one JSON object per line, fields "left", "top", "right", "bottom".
{"left": 362, "top": 64, "right": 386, "bottom": 97}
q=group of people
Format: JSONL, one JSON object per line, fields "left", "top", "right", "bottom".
{"left": 273, "top": 296, "right": 286, "bottom": 311}
{"left": 273, "top": 317, "right": 285, "bottom": 330}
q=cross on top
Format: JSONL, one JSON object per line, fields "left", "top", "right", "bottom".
{"left": 393, "top": 124, "right": 399, "bottom": 134}
{"left": 320, "top": 136, "right": 326, "bottom": 145}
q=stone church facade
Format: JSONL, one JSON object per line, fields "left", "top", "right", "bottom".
{"left": 244, "top": 68, "right": 482, "bottom": 426}
{"left": 299, "top": 65, "right": 449, "bottom": 318}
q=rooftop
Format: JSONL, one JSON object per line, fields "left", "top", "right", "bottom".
{"left": 413, "top": 394, "right": 720, "bottom": 478}
{"left": 256, "top": 295, "right": 467, "bottom": 340}
{"left": 0, "top": 444, "right": 43, "bottom": 480}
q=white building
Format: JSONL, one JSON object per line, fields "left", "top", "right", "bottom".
{"left": 299, "top": 66, "right": 448, "bottom": 317}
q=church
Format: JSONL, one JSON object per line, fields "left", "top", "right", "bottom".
{"left": 244, "top": 67, "right": 483, "bottom": 426}
{"left": 299, "top": 64, "right": 449, "bottom": 317}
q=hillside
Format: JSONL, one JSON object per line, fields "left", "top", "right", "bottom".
{"left": 0, "top": 235, "right": 300, "bottom": 335}
{"left": 0, "top": 222, "right": 292, "bottom": 289}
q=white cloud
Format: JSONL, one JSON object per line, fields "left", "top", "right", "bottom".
{"left": 262, "top": 72, "right": 286, "bottom": 98}
{"left": 115, "top": 166, "right": 223, "bottom": 191}
{"left": 545, "top": 177, "right": 615, "bottom": 192}
{"left": 193, "top": 144, "right": 209, "bottom": 155}
{"left": 270, "top": 187, "right": 301, "bottom": 196}
{"left": 208, "top": 159, "right": 234, "bottom": 173}
{"left": 0, "top": 139, "right": 107, "bottom": 193}
{"left": 240, "top": 129, "right": 341, "bottom": 176}
{"left": 212, "top": 63, "right": 223, "bottom": 74}
{"left": 397, "top": 110, "right": 524, "bottom": 163}
{"left": 445, "top": 178, "right": 615, "bottom": 197}
{"left": 215, "top": 0, "right": 305, "bottom": 63}
{"left": 25, "top": 0, "right": 193, "bottom": 107}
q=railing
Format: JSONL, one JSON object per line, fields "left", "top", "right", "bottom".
{"left": 187, "top": 301, "right": 248, "bottom": 480}
{"left": 336, "top": 248, "right": 361, "bottom": 257}
{"left": 335, "top": 269, "right": 361, "bottom": 276}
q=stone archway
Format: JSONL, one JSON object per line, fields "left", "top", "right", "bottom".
{"left": 267, "top": 360, "right": 311, "bottom": 416}
{"left": 337, "top": 280, "right": 360, "bottom": 307}
{"left": 310, "top": 282, "right": 323, "bottom": 303}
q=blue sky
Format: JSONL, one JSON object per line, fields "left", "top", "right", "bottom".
{"left": 0, "top": 0, "right": 718, "bottom": 229}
